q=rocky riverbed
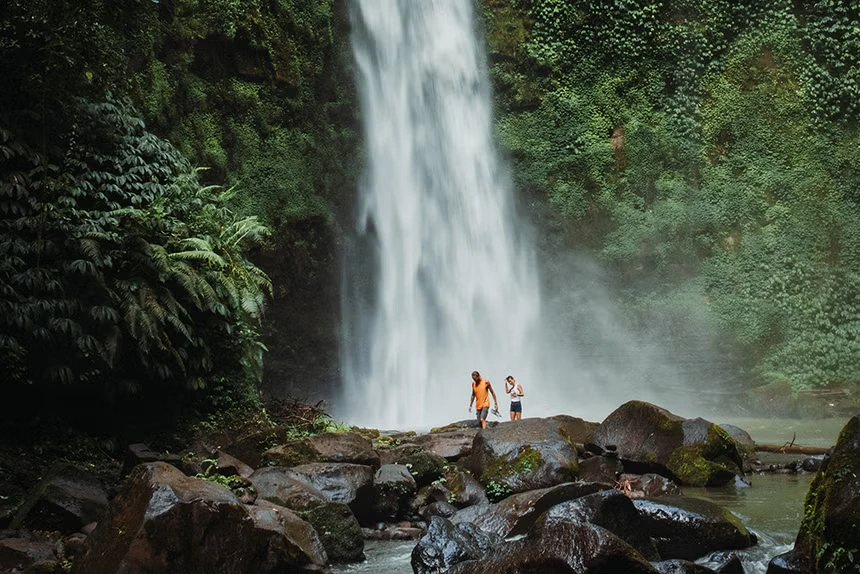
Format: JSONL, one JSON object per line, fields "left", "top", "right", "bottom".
{"left": 1, "top": 401, "right": 857, "bottom": 573}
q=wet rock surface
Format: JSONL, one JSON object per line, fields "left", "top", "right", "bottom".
{"left": 411, "top": 516, "right": 501, "bottom": 574}
{"left": 451, "top": 520, "right": 659, "bottom": 574}
{"left": 632, "top": 496, "right": 756, "bottom": 560}
{"left": 768, "top": 414, "right": 860, "bottom": 574}
{"left": 465, "top": 417, "right": 586, "bottom": 497}
{"left": 72, "top": 462, "right": 326, "bottom": 573}
{"left": 413, "top": 429, "right": 478, "bottom": 461}
{"left": 11, "top": 463, "right": 108, "bottom": 533}
{"left": 541, "top": 489, "right": 659, "bottom": 560}
{"left": 264, "top": 431, "right": 379, "bottom": 468}
{"left": 451, "top": 481, "right": 612, "bottom": 539}
{"left": 592, "top": 402, "right": 745, "bottom": 486}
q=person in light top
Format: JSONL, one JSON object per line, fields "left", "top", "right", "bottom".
{"left": 505, "top": 375, "right": 524, "bottom": 421}
{"left": 468, "top": 370, "right": 498, "bottom": 429}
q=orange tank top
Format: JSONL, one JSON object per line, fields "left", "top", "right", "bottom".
{"left": 472, "top": 378, "right": 490, "bottom": 409}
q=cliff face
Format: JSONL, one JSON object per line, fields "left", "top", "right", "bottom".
{"left": 479, "top": 0, "right": 860, "bottom": 404}
{"left": 127, "top": 0, "right": 361, "bottom": 399}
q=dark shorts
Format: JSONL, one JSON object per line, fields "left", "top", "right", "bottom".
{"left": 510, "top": 402, "right": 522, "bottom": 413}
{"left": 476, "top": 407, "right": 489, "bottom": 421}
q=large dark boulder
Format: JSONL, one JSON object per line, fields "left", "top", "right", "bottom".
{"left": 286, "top": 462, "right": 375, "bottom": 522}
{"left": 592, "top": 402, "right": 745, "bottom": 486}
{"left": 11, "top": 463, "right": 108, "bottom": 533}
{"left": 451, "top": 520, "right": 658, "bottom": 574}
{"left": 372, "top": 464, "right": 417, "bottom": 519}
{"left": 466, "top": 417, "right": 588, "bottom": 499}
{"left": 249, "top": 466, "right": 364, "bottom": 562}
{"left": 450, "top": 481, "right": 611, "bottom": 539}
{"left": 719, "top": 424, "right": 758, "bottom": 472}
{"left": 411, "top": 515, "right": 501, "bottom": 574}
{"left": 250, "top": 467, "right": 328, "bottom": 511}
{"left": 632, "top": 496, "right": 756, "bottom": 560}
{"left": 263, "top": 431, "right": 379, "bottom": 468}
{"left": 414, "top": 429, "right": 479, "bottom": 461}
{"left": 72, "top": 462, "right": 327, "bottom": 573}
{"left": 304, "top": 502, "right": 365, "bottom": 562}
{"left": 767, "top": 414, "right": 860, "bottom": 574}
{"left": 541, "top": 489, "right": 659, "bottom": 560}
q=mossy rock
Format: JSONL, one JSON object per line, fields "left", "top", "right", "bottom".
{"left": 402, "top": 451, "right": 448, "bottom": 487}
{"left": 263, "top": 441, "right": 321, "bottom": 467}
{"left": 791, "top": 414, "right": 860, "bottom": 573}
{"left": 303, "top": 502, "right": 364, "bottom": 563}
{"left": 480, "top": 445, "right": 547, "bottom": 501}
{"left": 593, "top": 402, "right": 745, "bottom": 487}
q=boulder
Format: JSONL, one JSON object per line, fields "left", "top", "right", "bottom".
{"left": 249, "top": 467, "right": 364, "bottom": 562}
{"left": 411, "top": 516, "right": 501, "bottom": 574}
{"left": 414, "top": 429, "right": 479, "bottom": 461}
{"left": 247, "top": 500, "right": 328, "bottom": 566}
{"left": 0, "top": 537, "right": 60, "bottom": 572}
{"left": 768, "top": 414, "right": 860, "bottom": 574}
{"left": 72, "top": 462, "right": 327, "bottom": 573}
{"left": 250, "top": 467, "right": 328, "bottom": 511}
{"left": 211, "top": 450, "right": 254, "bottom": 479}
{"left": 372, "top": 464, "right": 417, "bottom": 519}
{"left": 719, "top": 424, "right": 759, "bottom": 471}
{"left": 653, "top": 559, "right": 717, "bottom": 573}
{"left": 578, "top": 456, "right": 623, "bottom": 484}
{"left": 592, "top": 402, "right": 745, "bottom": 486}
{"left": 632, "top": 496, "right": 756, "bottom": 560}
{"left": 287, "top": 462, "right": 375, "bottom": 521}
{"left": 451, "top": 481, "right": 612, "bottom": 539}
{"left": 451, "top": 520, "right": 658, "bottom": 574}
{"left": 377, "top": 447, "right": 447, "bottom": 486}
{"left": 442, "top": 468, "right": 488, "bottom": 508}
{"left": 541, "top": 489, "right": 659, "bottom": 560}
{"left": 303, "top": 502, "right": 365, "bottom": 562}
{"left": 263, "top": 431, "right": 379, "bottom": 468}
{"left": 466, "top": 417, "right": 586, "bottom": 499}
{"left": 11, "top": 463, "right": 108, "bottom": 533}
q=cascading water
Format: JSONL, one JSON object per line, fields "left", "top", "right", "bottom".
{"left": 342, "top": 0, "right": 543, "bottom": 429}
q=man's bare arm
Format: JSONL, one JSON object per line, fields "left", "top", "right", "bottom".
{"left": 488, "top": 383, "right": 498, "bottom": 405}
{"left": 469, "top": 389, "right": 475, "bottom": 408}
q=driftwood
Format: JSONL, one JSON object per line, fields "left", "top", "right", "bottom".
{"left": 754, "top": 444, "right": 829, "bottom": 455}
{"left": 754, "top": 433, "right": 829, "bottom": 455}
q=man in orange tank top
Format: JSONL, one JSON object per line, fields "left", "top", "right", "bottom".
{"left": 468, "top": 370, "right": 498, "bottom": 429}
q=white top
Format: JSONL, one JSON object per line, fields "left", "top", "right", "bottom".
{"left": 508, "top": 382, "right": 522, "bottom": 403}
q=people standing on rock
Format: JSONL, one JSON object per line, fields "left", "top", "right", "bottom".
{"left": 505, "top": 375, "right": 524, "bottom": 421}
{"left": 468, "top": 370, "right": 498, "bottom": 429}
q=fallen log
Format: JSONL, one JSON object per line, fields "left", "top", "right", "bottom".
{"left": 754, "top": 444, "right": 829, "bottom": 455}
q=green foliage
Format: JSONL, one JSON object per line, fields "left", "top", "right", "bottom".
{"left": 0, "top": 100, "right": 270, "bottom": 396}
{"left": 488, "top": 0, "right": 860, "bottom": 393}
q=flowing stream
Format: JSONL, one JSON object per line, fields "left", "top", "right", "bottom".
{"left": 342, "top": 0, "right": 542, "bottom": 428}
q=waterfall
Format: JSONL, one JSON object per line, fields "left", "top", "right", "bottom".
{"left": 341, "top": 0, "right": 543, "bottom": 429}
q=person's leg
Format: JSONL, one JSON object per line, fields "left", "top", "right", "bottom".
{"left": 478, "top": 408, "right": 488, "bottom": 429}
{"left": 515, "top": 411, "right": 522, "bottom": 420}
{"left": 509, "top": 408, "right": 515, "bottom": 421}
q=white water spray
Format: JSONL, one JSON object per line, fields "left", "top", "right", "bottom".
{"left": 342, "top": 0, "right": 543, "bottom": 429}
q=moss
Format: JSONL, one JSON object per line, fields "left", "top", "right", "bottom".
{"left": 666, "top": 446, "right": 728, "bottom": 486}
{"left": 480, "top": 445, "right": 543, "bottom": 501}
{"left": 797, "top": 417, "right": 860, "bottom": 573}
{"left": 262, "top": 440, "right": 320, "bottom": 467}
{"left": 304, "top": 502, "right": 363, "bottom": 562}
